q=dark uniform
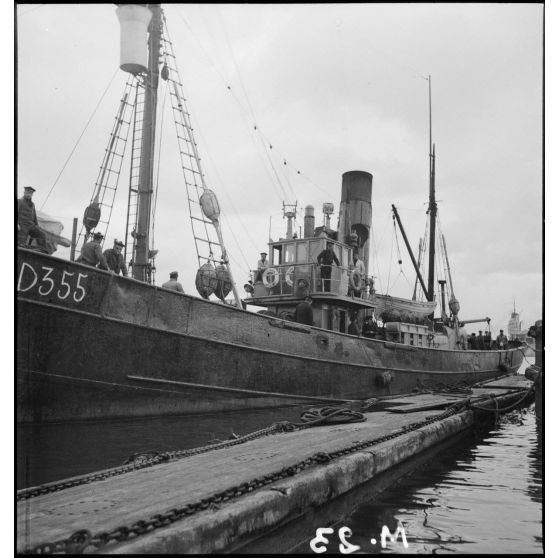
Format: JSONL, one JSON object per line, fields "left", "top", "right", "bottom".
{"left": 17, "top": 194, "right": 46, "bottom": 248}
{"left": 77, "top": 237, "right": 108, "bottom": 269}
{"left": 317, "top": 245, "right": 340, "bottom": 292}
{"left": 294, "top": 300, "right": 313, "bottom": 325}
{"left": 103, "top": 248, "right": 128, "bottom": 276}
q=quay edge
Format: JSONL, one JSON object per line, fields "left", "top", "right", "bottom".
{"left": 97, "top": 392, "right": 527, "bottom": 554}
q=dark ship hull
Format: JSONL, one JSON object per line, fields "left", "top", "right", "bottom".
{"left": 17, "top": 248, "right": 521, "bottom": 423}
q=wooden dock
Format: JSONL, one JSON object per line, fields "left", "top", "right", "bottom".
{"left": 16, "top": 375, "right": 533, "bottom": 554}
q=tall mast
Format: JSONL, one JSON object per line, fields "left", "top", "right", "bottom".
{"left": 426, "top": 75, "right": 437, "bottom": 302}
{"left": 132, "top": 4, "right": 161, "bottom": 282}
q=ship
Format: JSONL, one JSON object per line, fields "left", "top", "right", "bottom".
{"left": 16, "top": 4, "right": 522, "bottom": 424}
{"left": 506, "top": 300, "right": 536, "bottom": 355}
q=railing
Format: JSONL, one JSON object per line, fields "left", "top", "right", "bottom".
{"left": 251, "top": 262, "right": 372, "bottom": 299}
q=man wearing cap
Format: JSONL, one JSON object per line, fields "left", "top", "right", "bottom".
{"left": 17, "top": 186, "right": 47, "bottom": 248}
{"left": 255, "top": 252, "right": 269, "bottom": 282}
{"left": 317, "top": 241, "right": 340, "bottom": 292}
{"left": 162, "top": 271, "right": 184, "bottom": 293}
{"left": 77, "top": 232, "right": 109, "bottom": 270}
{"left": 103, "top": 239, "right": 128, "bottom": 276}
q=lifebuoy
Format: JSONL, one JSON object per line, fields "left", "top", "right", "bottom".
{"left": 262, "top": 267, "right": 279, "bottom": 288}
{"left": 285, "top": 266, "right": 295, "bottom": 286}
{"left": 349, "top": 269, "right": 362, "bottom": 291}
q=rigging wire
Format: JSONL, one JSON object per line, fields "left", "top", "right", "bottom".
{"left": 40, "top": 67, "right": 120, "bottom": 211}
{"left": 169, "top": 5, "right": 326, "bottom": 204}
{"left": 151, "top": 79, "right": 170, "bottom": 254}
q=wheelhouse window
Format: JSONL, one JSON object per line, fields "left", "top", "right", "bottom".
{"left": 296, "top": 242, "right": 308, "bottom": 263}
{"left": 284, "top": 243, "right": 295, "bottom": 264}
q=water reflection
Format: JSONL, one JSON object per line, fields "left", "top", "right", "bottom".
{"left": 296, "top": 406, "right": 542, "bottom": 554}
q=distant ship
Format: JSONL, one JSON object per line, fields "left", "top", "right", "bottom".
{"left": 17, "top": 4, "right": 522, "bottom": 424}
{"left": 507, "top": 301, "right": 535, "bottom": 353}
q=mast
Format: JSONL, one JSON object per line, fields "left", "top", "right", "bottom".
{"left": 426, "top": 75, "right": 437, "bottom": 302}
{"left": 132, "top": 4, "right": 161, "bottom": 282}
{"left": 392, "top": 205, "right": 428, "bottom": 299}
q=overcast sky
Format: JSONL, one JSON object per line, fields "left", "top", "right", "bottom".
{"left": 15, "top": 2, "right": 545, "bottom": 334}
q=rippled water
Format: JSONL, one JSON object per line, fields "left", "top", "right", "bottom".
{"left": 17, "top": 360, "right": 543, "bottom": 553}
{"left": 295, "top": 406, "right": 542, "bottom": 554}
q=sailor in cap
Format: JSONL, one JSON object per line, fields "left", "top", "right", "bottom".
{"left": 17, "top": 186, "right": 47, "bottom": 248}
{"left": 255, "top": 251, "right": 269, "bottom": 282}
{"left": 103, "top": 239, "right": 128, "bottom": 276}
{"left": 162, "top": 271, "right": 185, "bottom": 293}
{"left": 76, "top": 231, "right": 109, "bottom": 270}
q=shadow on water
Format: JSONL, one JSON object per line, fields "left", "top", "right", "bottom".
{"left": 288, "top": 405, "right": 543, "bottom": 555}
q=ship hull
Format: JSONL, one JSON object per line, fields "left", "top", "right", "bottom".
{"left": 17, "top": 249, "right": 522, "bottom": 423}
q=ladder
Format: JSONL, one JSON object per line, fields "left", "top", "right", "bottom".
{"left": 160, "top": 23, "right": 223, "bottom": 270}
{"left": 124, "top": 79, "right": 146, "bottom": 270}
{"left": 77, "top": 74, "right": 137, "bottom": 250}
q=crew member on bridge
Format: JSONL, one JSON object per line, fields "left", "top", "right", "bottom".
{"left": 317, "top": 241, "right": 340, "bottom": 292}
{"left": 162, "top": 271, "right": 185, "bottom": 293}
{"left": 17, "top": 186, "right": 47, "bottom": 249}
{"left": 255, "top": 252, "right": 269, "bottom": 282}
{"left": 103, "top": 239, "right": 128, "bottom": 276}
{"left": 77, "top": 232, "right": 109, "bottom": 270}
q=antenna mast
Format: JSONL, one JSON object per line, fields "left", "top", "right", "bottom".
{"left": 426, "top": 75, "right": 437, "bottom": 302}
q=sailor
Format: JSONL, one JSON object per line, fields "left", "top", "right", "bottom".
{"left": 162, "top": 271, "right": 185, "bottom": 293}
{"left": 254, "top": 251, "right": 269, "bottom": 282}
{"left": 483, "top": 330, "right": 492, "bottom": 350}
{"left": 77, "top": 232, "right": 109, "bottom": 270}
{"left": 294, "top": 295, "right": 314, "bottom": 326}
{"left": 468, "top": 332, "right": 477, "bottom": 350}
{"left": 348, "top": 312, "right": 361, "bottom": 336}
{"left": 17, "top": 186, "right": 47, "bottom": 249}
{"left": 348, "top": 252, "right": 365, "bottom": 297}
{"left": 478, "top": 330, "right": 485, "bottom": 350}
{"left": 362, "top": 316, "right": 375, "bottom": 338}
{"left": 317, "top": 241, "right": 340, "bottom": 292}
{"left": 103, "top": 239, "right": 128, "bottom": 276}
{"left": 496, "top": 329, "right": 508, "bottom": 350}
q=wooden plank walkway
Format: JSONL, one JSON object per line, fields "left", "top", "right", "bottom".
{"left": 16, "top": 375, "right": 533, "bottom": 554}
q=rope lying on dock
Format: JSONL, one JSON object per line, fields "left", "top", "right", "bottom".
{"left": 20, "top": 400, "right": 471, "bottom": 555}
{"left": 17, "top": 406, "right": 365, "bottom": 502}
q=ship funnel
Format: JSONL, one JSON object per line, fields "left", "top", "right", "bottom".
{"left": 338, "top": 170, "right": 372, "bottom": 274}
{"left": 304, "top": 205, "right": 315, "bottom": 238}
{"left": 116, "top": 5, "right": 152, "bottom": 75}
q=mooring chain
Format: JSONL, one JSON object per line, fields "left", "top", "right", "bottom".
{"left": 20, "top": 401, "right": 469, "bottom": 554}
{"left": 17, "top": 423, "right": 284, "bottom": 502}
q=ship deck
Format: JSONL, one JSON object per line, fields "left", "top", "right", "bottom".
{"left": 16, "top": 374, "right": 533, "bottom": 554}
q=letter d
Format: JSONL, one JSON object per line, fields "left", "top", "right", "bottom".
{"left": 17, "top": 262, "right": 38, "bottom": 293}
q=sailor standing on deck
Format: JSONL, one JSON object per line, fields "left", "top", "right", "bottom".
{"left": 103, "top": 239, "right": 128, "bottom": 276}
{"left": 17, "top": 186, "right": 47, "bottom": 249}
{"left": 294, "top": 296, "right": 314, "bottom": 326}
{"left": 255, "top": 252, "right": 269, "bottom": 282}
{"left": 162, "top": 271, "right": 185, "bottom": 293}
{"left": 317, "top": 241, "right": 340, "bottom": 292}
{"left": 77, "top": 232, "right": 109, "bottom": 270}
{"left": 496, "top": 330, "right": 508, "bottom": 350}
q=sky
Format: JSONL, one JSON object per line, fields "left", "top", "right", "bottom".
{"left": 14, "top": 2, "right": 545, "bottom": 335}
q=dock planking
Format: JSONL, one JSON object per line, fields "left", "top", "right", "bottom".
{"left": 17, "top": 375, "right": 533, "bottom": 554}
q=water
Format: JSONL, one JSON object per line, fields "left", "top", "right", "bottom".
{"left": 294, "top": 406, "right": 542, "bottom": 554}
{"left": 17, "top": 359, "right": 543, "bottom": 553}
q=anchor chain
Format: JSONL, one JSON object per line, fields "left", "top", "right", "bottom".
{"left": 20, "top": 401, "right": 469, "bottom": 554}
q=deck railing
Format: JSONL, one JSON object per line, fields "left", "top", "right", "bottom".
{"left": 251, "top": 263, "right": 372, "bottom": 299}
